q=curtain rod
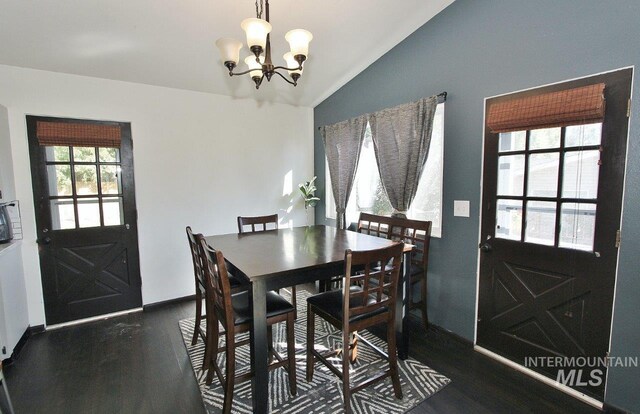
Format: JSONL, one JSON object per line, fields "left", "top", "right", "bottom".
{"left": 317, "top": 91, "right": 447, "bottom": 131}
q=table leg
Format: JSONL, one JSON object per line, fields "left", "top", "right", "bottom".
{"left": 396, "top": 251, "right": 411, "bottom": 360}
{"left": 250, "top": 280, "right": 269, "bottom": 414}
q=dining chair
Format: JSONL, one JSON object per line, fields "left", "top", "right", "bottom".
{"left": 306, "top": 242, "right": 405, "bottom": 413}
{"left": 357, "top": 213, "right": 433, "bottom": 329}
{"left": 0, "top": 361, "right": 15, "bottom": 414}
{"left": 237, "top": 214, "right": 297, "bottom": 317}
{"left": 197, "top": 235, "right": 297, "bottom": 414}
{"left": 186, "top": 226, "right": 244, "bottom": 370}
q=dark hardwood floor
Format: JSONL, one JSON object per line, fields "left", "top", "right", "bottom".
{"left": 4, "top": 288, "right": 599, "bottom": 414}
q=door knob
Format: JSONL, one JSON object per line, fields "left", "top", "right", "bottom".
{"left": 37, "top": 237, "right": 51, "bottom": 245}
{"left": 479, "top": 242, "right": 492, "bottom": 252}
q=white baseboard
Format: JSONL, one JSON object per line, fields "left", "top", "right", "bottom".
{"left": 46, "top": 307, "right": 143, "bottom": 331}
{"left": 474, "top": 346, "right": 603, "bottom": 410}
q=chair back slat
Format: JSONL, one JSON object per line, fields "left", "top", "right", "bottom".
{"left": 357, "top": 212, "right": 432, "bottom": 272}
{"left": 343, "top": 243, "right": 404, "bottom": 322}
{"left": 186, "top": 226, "right": 206, "bottom": 289}
{"left": 196, "top": 235, "right": 235, "bottom": 330}
{"left": 237, "top": 214, "right": 279, "bottom": 233}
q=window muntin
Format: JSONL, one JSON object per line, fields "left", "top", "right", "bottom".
{"left": 325, "top": 103, "right": 445, "bottom": 237}
{"left": 494, "top": 123, "right": 601, "bottom": 251}
{"left": 46, "top": 146, "right": 124, "bottom": 230}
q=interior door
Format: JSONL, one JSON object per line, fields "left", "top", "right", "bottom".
{"left": 27, "top": 116, "right": 142, "bottom": 325}
{"left": 477, "top": 69, "right": 632, "bottom": 399}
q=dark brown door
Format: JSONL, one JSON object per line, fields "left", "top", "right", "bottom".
{"left": 27, "top": 116, "right": 142, "bottom": 325}
{"left": 477, "top": 69, "right": 632, "bottom": 399}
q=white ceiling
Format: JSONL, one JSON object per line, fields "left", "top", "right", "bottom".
{"left": 0, "top": 0, "right": 454, "bottom": 107}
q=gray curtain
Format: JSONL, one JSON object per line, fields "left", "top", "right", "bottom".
{"left": 321, "top": 116, "right": 367, "bottom": 229}
{"left": 368, "top": 96, "right": 438, "bottom": 217}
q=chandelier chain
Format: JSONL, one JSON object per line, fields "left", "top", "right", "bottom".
{"left": 255, "top": 0, "right": 264, "bottom": 19}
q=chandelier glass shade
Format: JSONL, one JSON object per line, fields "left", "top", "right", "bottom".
{"left": 215, "top": 0, "right": 313, "bottom": 89}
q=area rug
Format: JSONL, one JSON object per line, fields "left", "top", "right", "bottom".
{"left": 179, "top": 289, "right": 450, "bottom": 413}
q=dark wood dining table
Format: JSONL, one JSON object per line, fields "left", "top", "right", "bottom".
{"left": 204, "top": 224, "right": 413, "bottom": 414}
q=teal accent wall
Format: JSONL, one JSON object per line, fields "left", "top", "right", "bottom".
{"left": 313, "top": 0, "right": 640, "bottom": 410}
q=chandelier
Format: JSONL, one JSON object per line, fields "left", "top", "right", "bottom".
{"left": 215, "top": 0, "right": 313, "bottom": 89}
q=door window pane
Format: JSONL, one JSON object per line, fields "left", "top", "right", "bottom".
{"left": 565, "top": 123, "right": 602, "bottom": 148}
{"left": 525, "top": 201, "right": 556, "bottom": 246}
{"left": 50, "top": 199, "right": 75, "bottom": 230}
{"left": 74, "top": 165, "right": 98, "bottom": 195}
{"left": 103, "top": 197, "right": 124, "bottom": 226}
{"left": 497, "top": 155, "right": 525, "bottom": 196}
{"left": 99, "top": 147, "right": 120, "bottom": 163}
{"left": 528, "top": 152, "right": 559, "bottom": 197}
{"left": 530, "top": 128, "right": 561, "bottom": 150}
{"left": 495, "top": 199, "right": 523, "bottom": 241}
{"left": 73, "top": 147, "right": 97, "bottom": 162}
{"left": 499, "top": 131, "right": 526, "bottom": 152}
{"left": 77, "top": 198, "right": 101, "bottom": 228}
{"left": 562, "top": 150, "right": 600, "bottom": 199}
{"left": 47, "top": 165, "right": 73, "bottom": 196}
{"left": 45, "top": 146, "right": 70, "bottom": 162}
{"left": 560, "top": 203, "right": 596, "bottom": 251}
{"left": 100, "top": 166, "right": 122, "bottom": 195}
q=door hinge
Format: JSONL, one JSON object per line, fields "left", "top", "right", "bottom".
{"left": 615, "top": 229, "right": 621, "bottom": 248}
{"left": 627, "top": 99, "right": 632, "bottom": 118}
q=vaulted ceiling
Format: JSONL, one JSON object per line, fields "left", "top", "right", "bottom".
{"left": 0, "top": 0, "right": 454, "bottom": 107}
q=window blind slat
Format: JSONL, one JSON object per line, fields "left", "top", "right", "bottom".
{"left": 36, "top": 121, "right": 121, "bottom": 148}
{"left": 487, "top": 83, "right": 605, "bottom": 133}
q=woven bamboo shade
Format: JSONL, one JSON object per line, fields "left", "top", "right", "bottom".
{"left": 487, "top": 83, "right": 605, "bottom": 133}
{"left": 36, "top": 121, "right": 121, "bottom": 148}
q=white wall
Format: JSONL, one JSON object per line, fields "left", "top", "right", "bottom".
{"left": 0, "top": 64, "right": 314, "bottom": 326}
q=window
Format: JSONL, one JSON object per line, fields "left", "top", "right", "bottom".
{"left": 46, "top": 145, "right": 124, "bottom": 230}
{"left": 495, "top": 123, "right": 601, "bottom": 251}
{"left": 326, "top": 103, "right": 444, "bottom": 237}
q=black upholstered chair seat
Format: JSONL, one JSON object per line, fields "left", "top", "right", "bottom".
{"left": 231, "top": 291, "right": 294, "bottom": 326}
{"left": 307, "top": 286, "right": 388, "bottom": 324}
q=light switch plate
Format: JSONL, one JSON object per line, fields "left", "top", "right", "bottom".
{"left": 454, "top": 200, "right": 470, "bottom": 217}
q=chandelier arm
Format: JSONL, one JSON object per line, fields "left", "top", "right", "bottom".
{"left": 271, "top": 65, "right": 303, "bottom": 72}
{"left": 272, "top": 70, "right": 297, "bottom": 86}
{"left": 227, "top": 68, "right": 259, "bottom": 77}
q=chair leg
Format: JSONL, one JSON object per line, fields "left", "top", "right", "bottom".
{"left": 387, "top": 317, "right": 403, "bottom": 399}
{"left": 306, "top": 307, "right": 315, "bottom": 382}
{"left": 222, "top": 329, "right": 236, "bottom": 414}
{"left": 342, "top": 329, "right": 352, "bottom": 414}
{"left": 286, "top": 313, "right": 297, "bottom": 396}
{"left": 202, "top": 299, "right": 212, "bottom": 371}
{"left": 192, "top": 291, "right": 202, "bottom": 345}
{"left": 349, "top": 332, "right": 358, "bottom": 364}
{"left": 291, "top": 285, "right": 297, "bottom": 319}
{"left": 420, "top": 276, "right": 429, "bottom": 329}
{"left": 205, "top": 317, "right": 219, "bottom": 384}
{"left": 267, "top": 325, "right": 274, "bottom": 364}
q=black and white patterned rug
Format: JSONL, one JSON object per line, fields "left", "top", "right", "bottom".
{"left": 179, "top": 289, "right": 450, "bottom": 413}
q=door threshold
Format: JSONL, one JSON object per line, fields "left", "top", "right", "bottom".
{"left": 474, "top": 346, "right": 603, "bottom": 410}
{"left": 46, "top": 307, "right": 143, "bottom": 331}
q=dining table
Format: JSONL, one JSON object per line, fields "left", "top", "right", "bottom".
{"left": 204, "top": 224, "right": 414, "bottom": 414}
